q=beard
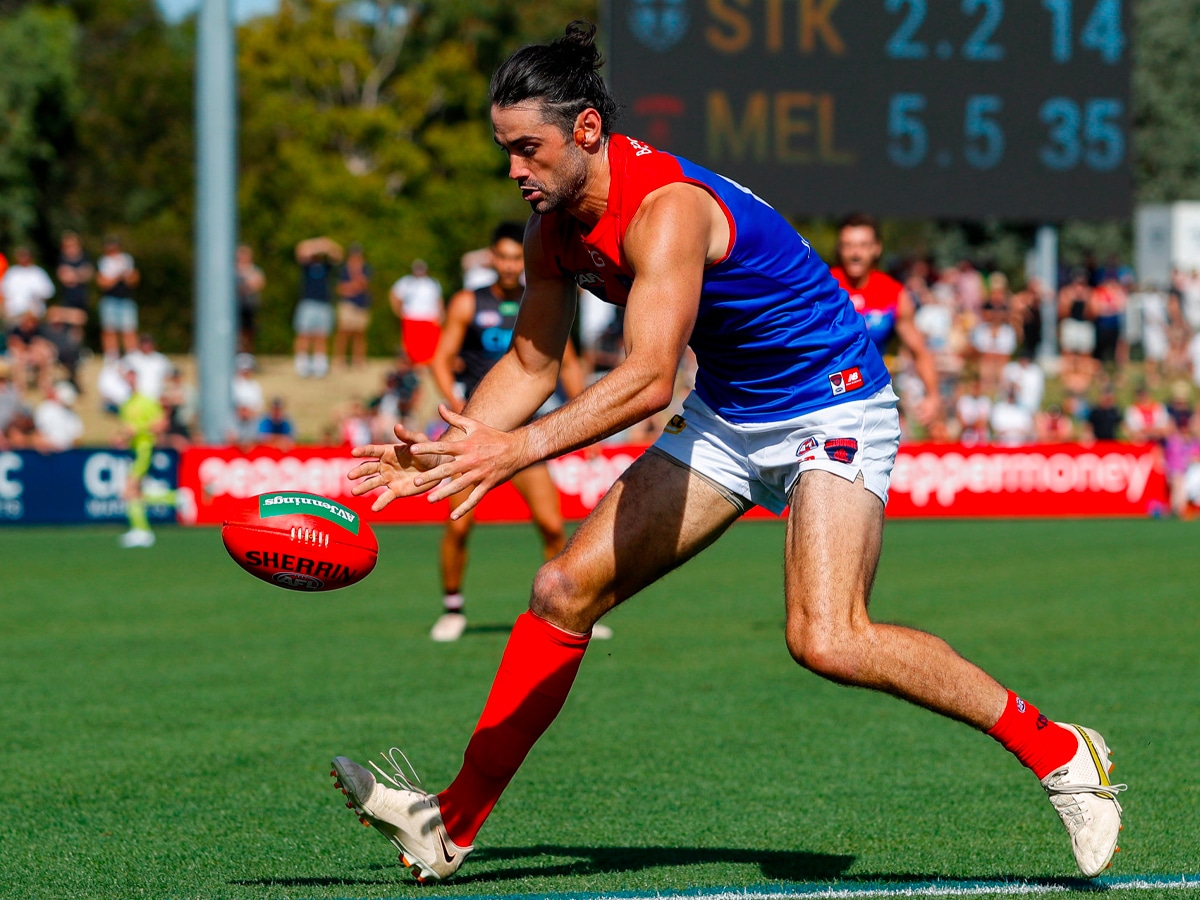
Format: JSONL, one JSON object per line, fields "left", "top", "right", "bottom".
{"left": 525, "top": 146, "right": 589, "bottom": 215}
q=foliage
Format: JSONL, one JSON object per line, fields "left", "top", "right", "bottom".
{"left": 0, "top": 5, "right": 81, "bottom": 251}
{"left": 236, "top": 0, "right": 594, "bottom": 354}
{"left": 1133, "top": 0, "right": 1200, "bottom": 203}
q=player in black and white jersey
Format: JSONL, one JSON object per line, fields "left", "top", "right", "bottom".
{"left": 426, "top": 221, "right": 608, "bottom": 642}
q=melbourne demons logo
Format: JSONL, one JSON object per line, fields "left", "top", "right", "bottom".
{"left": 628, "top": 0, "right": 690, "bottom": 52}
{"left": 824, "top": 438, "right": 859, "bottom": 465}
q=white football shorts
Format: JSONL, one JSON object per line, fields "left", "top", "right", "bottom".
{"left": 650, "top": 385, "right": 901, "bottom": 514}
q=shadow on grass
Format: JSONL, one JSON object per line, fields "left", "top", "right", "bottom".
{"left": 232, "top": 844, "right": 854, "bottom": 888}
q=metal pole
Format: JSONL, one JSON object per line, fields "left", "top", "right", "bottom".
{"left": 194, "top": 0, "right": 237, "bottom": 443}
{"left": 1030, "top": 225, "right": 1059, "bottom": 362}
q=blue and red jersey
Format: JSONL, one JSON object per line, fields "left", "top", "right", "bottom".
{"left": 538, "top": 134, "right": 889, "bottom": 424}
{"left": 829, "top": 267, "right": 904, "bottom": 355}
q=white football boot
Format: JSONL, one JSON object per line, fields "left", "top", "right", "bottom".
{"left": 331, "top": 749, "right": 472, "bottom": 882}
{"left": 591, "top": 622, "right": 613, "bottom": 640}
{"left": 430, "top": 612, "right": 467, "bottom": 642}
{"left": 1041, "top": 723, "right": 1127, "bottom": 877}
{"left": 118, "top": 529, "right": 155, "bottom": 548}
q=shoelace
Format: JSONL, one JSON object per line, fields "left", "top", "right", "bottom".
{"left": 1044, "top": 771, "right": 1128, "bottom": 825}
{"left": 368, "top": 747, "right": 424, "bottom": 792}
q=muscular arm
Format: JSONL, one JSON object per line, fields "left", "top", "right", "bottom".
{"left": 430, "top": 289, "right": 475, "bottom": 412}
{"left": 409, "top": 184, "right": 719, "bottom": 514}
{"left": 491, "top": 186, "right": 710, "bottom": 461}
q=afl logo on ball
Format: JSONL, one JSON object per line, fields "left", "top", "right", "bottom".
{"left": 272, "top": 572, "right": 324, "bottom": 591}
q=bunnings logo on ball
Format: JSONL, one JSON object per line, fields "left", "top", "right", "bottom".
{"left": 258, "top": 492, "right": 360, "bottom": 535}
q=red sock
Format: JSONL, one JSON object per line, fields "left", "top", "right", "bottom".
{"left": 987, "top": 690, "right": 1079, "bottom": 779}
{"left": 437, "top": 610, "right": 590, "bottom": 846}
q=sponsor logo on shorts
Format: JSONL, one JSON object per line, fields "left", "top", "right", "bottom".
{"left": 797, "top": 436, "right": 818, "bottom": 456}
{"left": 1036, "top": 714, "right": 1049, "bottom": 730}
{"left": 824, "top": 437, "right": 859, "bottom": 464}
{"left": 575, "top": 271, "right": 603, "bottom": 286}
{"left": 664, "top": 415, "right": 687, "bottom": 435}
{"left": 828, "top": 366, "right": 864, "bottom": 396}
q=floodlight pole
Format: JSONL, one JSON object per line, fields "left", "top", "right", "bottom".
{"left": 194, "top": 0, "right": 237, "bottom": 443}
{"left": 1031, "top": 225, "right": 1059, "bottom": 362}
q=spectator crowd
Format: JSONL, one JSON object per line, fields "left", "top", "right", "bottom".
{"left": 3, "top": 232, "right": 1200, "bottom": 517}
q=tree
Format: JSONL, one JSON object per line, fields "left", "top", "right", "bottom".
{"left": 235, "top": 0, "right": 594, "bottom": 353}
{"left": 1133, "top": 0, "right": 1200, "bottom": 202}
{"left": 0, "top": 5, "right": 81, "bottom": 251}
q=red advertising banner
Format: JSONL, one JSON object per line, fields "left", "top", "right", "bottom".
{"left": 888, "top": 442, "right": 1166, "bottom": 518}
{"left": 178, "top": 445, "right": 647, "bottom": 526}
{"left": 179, "top": 441, "right": 1166, "bottom": 526}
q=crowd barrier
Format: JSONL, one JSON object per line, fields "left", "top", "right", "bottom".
{"left": 0, "top": 448, "right": 178, "bottom": 525}
{"left": 0, "top": 442, "right": 1165, "bottom": 526}
{"left": 174, "top": 441, "right": 1166, "bottom": 525}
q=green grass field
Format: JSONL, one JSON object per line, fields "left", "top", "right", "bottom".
{"left": 1, "top": 519, "right": 1197, "bottom": 900}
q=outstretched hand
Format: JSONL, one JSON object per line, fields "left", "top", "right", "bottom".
{"left": 347, "top": 405, "right": 531, "bottom": 517}
{"left": 347, "top": 422, "right": 442, "bottom": 512}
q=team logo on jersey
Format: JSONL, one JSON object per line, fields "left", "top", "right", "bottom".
{"left": 629, "top": 0, "right": 690, "bottom": 52}
{"left": 475, "top": 310, "right": 502, "bottom": 328}
{"left": 828, "top": 366, "right": 864, "bottom": 396}
{"left": 796, "top": 436, "right": 818, "bottom": 456}
{"left": 824, "top": 438, "right": 858, "bottom": 464}
{"left": 664, "top": 414, "right": 687, "bottom": 435}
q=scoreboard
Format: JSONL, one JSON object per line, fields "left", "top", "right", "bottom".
{"left": 606, "top": 0, "right": 1132, "bottom": 220}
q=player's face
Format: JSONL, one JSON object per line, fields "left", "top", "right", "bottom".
{"left": 492, "top": 103, "right": 587, "bottom": 215}
{"left": 492, "top": 237, "right": 524, "bottom": 290}
{"left": 837, "top": 226, "right": 882, "bottom": 281}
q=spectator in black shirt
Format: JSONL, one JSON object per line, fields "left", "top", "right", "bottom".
{"left": 1086, "top": 386, "right": 1123, "bottom": 442}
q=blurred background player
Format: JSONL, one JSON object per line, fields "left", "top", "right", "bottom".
{"left": 114, "top": 364, "right": 172, "bottom": 547}
{"left": 830, "top": 214, "right": 942, "bottom": 437}
{"left": 426, "top": 221, "right": 610, "bottom": 642}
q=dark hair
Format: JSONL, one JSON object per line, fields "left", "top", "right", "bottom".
{"left": 490, "top": 20, "right": 618, "bottom": 136}
{"left": 492, "top": 221, "right": 526, "bottom": 246}
{"left": 838, "top": 212, "right": 880, "bottom": 238}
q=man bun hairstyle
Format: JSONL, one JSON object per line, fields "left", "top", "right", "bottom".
{"left": 490, "top": 20, "right": 618, "bottom": 137}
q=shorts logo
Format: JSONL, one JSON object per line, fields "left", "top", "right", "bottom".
{"left": 797, "top": 436, "right": 818, "bottom": 456}
{"left": 1016, "top": 697, "right": 1027, "bottom": 714}
{"left": 664, "top": 415, "right": 687, "bottom": 435}
{"left": 828, "top": 366, "right": 865, "bottom": 396}
{"left": 1036, "top": 714, "right": 1049, "bottom": 730}
{"left": 824, "top": 437, "right": 858, "bottom": 464}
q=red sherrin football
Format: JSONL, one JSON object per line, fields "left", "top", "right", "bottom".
{"left": 222, "top": 492, "right": 378, "bottom": 592}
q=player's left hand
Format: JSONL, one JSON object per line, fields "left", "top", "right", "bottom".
{"left": 408, "top": 404, "right": 530, "bottom": 519}
{"left": 347, "top": 423, "right": 442, "bottom": 511}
